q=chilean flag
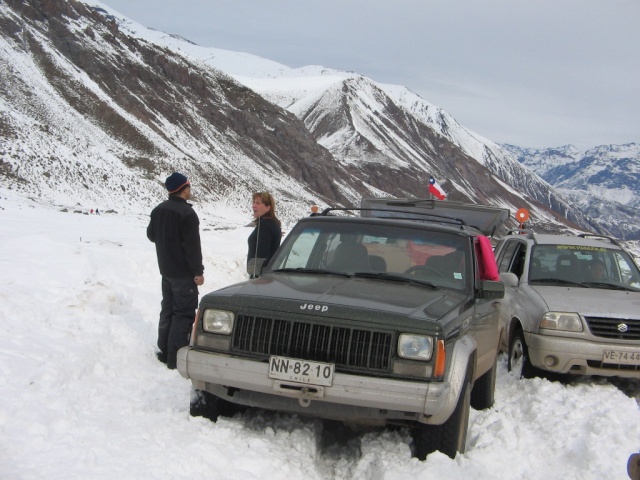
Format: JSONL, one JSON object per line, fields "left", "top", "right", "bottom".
{"left": 428, "top": 176, "right": 446, "bottom": 200}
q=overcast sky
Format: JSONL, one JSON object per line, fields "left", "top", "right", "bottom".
{"left": 101, "top": 0, "right": 639, "bottom": 150}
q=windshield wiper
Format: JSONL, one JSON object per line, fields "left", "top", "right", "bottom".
{"left": 581, "top": 281, "right": 638, "bottom": 292}
{"left": 352, "top": 272, "right": 438, "bottom": 289}
{"left": 531, "top": 278, "right": 587, "bottom": 288}
{"left": 271, "top": 268, "right": 350, "bottom": 277}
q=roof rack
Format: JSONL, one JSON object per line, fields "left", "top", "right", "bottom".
{"left": 320, "top": 207, "right": 468, "bottom": 229}
{"left": 506, "top": 229, "right": 535, "bottom": 239}
{"left": 505, "top": 230, "right": 624, "bottom": 247}
{"left": 358, "top": 197, "right": 509, "bottom": 237}
{"left": 577, "top": 233, "right": 623, "bottom": 248}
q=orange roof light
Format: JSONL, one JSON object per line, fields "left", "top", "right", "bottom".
{"left": 515, "top": 208, "right": 530, "bottom": 223}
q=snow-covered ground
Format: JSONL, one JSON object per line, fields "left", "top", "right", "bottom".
{"left": 1, "top": 192, "right": 639, "bottom": 480}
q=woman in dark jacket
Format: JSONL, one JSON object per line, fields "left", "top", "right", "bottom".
{"left": 247, "top": 192, "right": 282, "bottom": 277}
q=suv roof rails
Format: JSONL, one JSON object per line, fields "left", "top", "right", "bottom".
{"left": 577, "top": 233, "right": 623, "bottom": 247}
{"left": 506, "top": 229, "right": 535, "bottom": 239}
{"left": 505, "top": 230, "right": 624, "bottom": 247}
{"left": 320, "top": 207, "right": 468, "bottom": 230}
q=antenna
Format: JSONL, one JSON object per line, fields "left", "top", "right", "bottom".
{"left": 252, "top": 216, "right": 260, "bottom": 277}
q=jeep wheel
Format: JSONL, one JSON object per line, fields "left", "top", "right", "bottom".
{"left": 412, "top": 376, "right": 470, "bottom": 460}
{"left": 508, "top": 329, "right": 535, "bottom": 378}
{"left": 471, "top": 354, "right": 497, "bottom": 410}
{"left": 190, "top": 389, "right": 241, "bottom": 421}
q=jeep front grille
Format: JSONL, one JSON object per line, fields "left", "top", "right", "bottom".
{"left": 584, "top": 316, "right": 640, "bottom": 340}
{"left": 232, "top": 315, "right": 392, "bottom": 372}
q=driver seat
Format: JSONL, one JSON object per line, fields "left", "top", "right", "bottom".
{"left": 555, "top": 254, "right": 575, "bottom": 280}
{"left": 330, "top": 241, "right": 370, "bottom": 272}
{"left": 425, "top": 254, "right": 449, "bottom": 272}
{"left": 425, "top": 251, "right": 464, "bottom": 276}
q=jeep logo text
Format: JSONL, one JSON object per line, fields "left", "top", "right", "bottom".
{"left": 300, "top": 303, "right": 329, "bottom": 312}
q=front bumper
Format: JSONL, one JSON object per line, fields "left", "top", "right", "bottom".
{"left": 177, "top": 345, "right": 466, "bottom": 425}
{"left": 526, "top": 332, "right": 640, "bottom": 378}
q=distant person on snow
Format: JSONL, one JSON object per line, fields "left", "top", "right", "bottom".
{"left": 247, "top": 192, "right": 282, "bottom": 278}
{"left": 147, "top": 172, "right": 204, "bottom": 369}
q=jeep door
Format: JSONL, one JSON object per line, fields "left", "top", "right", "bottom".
{"left": 469, "top": 238, "right": 502, "bottom": 377}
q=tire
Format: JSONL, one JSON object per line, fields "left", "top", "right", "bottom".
{"left": 412, "top": 375, "right": 471, "bottom": 460}
{"left": 189, "top": 388, "right": 242, "bottom": 421}
{"left": 508, "top": 329, "right": 536, "bottom": 379}
{"left": 470, "top": 354, "right": 497, "bottom": 410}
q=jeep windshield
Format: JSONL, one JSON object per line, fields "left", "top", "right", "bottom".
{"left": 529, "top": 244, "right": 640, "bottom": 291}
{"left": 268, "top": 218, "right": 470, "bottom": 291}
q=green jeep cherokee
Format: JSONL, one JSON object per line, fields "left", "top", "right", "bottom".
{"left": 177, "top": 198, "right": 508, "bottom": 459}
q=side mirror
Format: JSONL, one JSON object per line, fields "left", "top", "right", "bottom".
{"left": 247, "top": 258, "right": 266, "bottom": 278}
{"left": 499, "top": 272, "right": 519, "bottom": 288}
{"left": 480, "top": 280, "right": 505, "bottom": 300}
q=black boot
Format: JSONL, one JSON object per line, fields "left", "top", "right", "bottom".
{"left": 156, "top": 351, "right": 167, "bottom": 364}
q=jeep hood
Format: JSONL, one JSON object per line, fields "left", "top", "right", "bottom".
{"left": 210, "top": 273, "right": 466, "bottom": 322}
{"left": 532, "top": 286, "right": 640, "bottom": 318}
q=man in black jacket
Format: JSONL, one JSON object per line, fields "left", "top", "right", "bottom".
{"left": 147, "top": 172, "right": 205, "bottom": 369}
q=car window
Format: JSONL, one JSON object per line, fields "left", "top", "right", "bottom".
{"left": 510, "top": 244, "right": 527, "bottom": 278}
{"left": 614, "top": 252, "right": 640, "bottom": 287}
{"left": 497, "top": 240, "right": 518, "bottom": 273}
{"left": 497, "top": 239, "right": 526, "bottom": 278}
{"left": 274, "top": 228, "right": 320, "bottom": 269}
{"left": 529, "top": 244, "right": 640, "bottom": 289}
{"left": 269, "top": 221, "right": 470, "bottom": 290}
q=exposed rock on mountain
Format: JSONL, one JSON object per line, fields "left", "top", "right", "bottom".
{"left": 0, "top": 0, "right": 347, "bottom": 221}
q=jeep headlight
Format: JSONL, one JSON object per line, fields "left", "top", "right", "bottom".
{"left": 202, "top": 309, "right": 234, "bottom": 334}
{"left": 398, "top": 334, "right": 434, "bottom": 361}
{"left": 540, "top": 312, "right": 583, "bottom": 332}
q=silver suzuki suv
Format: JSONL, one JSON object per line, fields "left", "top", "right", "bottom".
{"left": 494, "top": 232, "right": 640, "bottom": 378}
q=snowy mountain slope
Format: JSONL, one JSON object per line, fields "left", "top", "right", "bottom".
{"left": 82, "top": 0, "right": 605, "bottom": 235}
{"left": 502, "top": 144, "right": 582, "bottom": 178}
{"left": 503, "top": 143, "right": 640, "bottom": 205}
{"left": 0, "top": 0, "right": 352, "bottom": 224}
{"left": 151, "top": 30, "right": 600, "bottom": 233}
{"left": 504, "top": 143, "right": 640, "bottom": 239}
{"left": 0, "top": 0, "right": 619, "bottom": 238}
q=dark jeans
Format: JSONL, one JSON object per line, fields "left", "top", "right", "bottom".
{"left": 158, "top": 276, "right": 198, "bottom": 369}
